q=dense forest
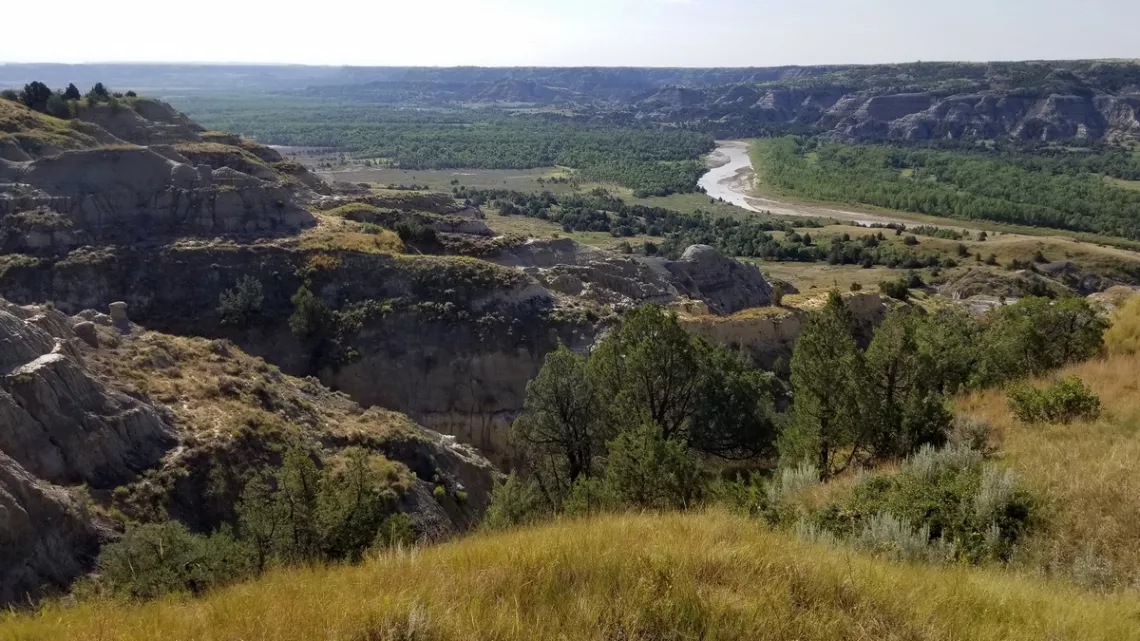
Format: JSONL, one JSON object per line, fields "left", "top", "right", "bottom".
{"left": 177, "top": 97, "right": 713, "bottom": 196}
{"left": 754, "top": 137, "right": 1140, "bottom": 239}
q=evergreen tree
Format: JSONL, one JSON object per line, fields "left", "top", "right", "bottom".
{"left": 789, "top": 292, "right": 868, "bottom": 478}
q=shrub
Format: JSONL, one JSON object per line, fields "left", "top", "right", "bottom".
{"left": 20, "top": 81, "right": 52, "bottom": 111}
{"left": 98, "top": 522, "right": 254, "bottom": 599}
{"left": 289, "top": 285, "right": 331, "bottom": 339}
{"left": 217, "top": 275, "right": 264, "bottom": 327}
{"left": 373, "top": 513, "right": 415, "bottom": 549}
{"left": 878, "top": 278, "right": 909, "bottom": 300}
{"left": 852, "top": 512, "right": 952, "bottom": 563}
{"left": 765, "top": 461, "right": 821, "bottom": 505}
{"left": 44, "top": 93, "right": 72, "bottom": 119}
{"left": 808, "top": 444, "right": 1035, "bottom": 563}
{"left": 603, "top": 424, "right": 708, "bottom": 510}
{"left": 395, "top": 220, "right": 438, "bottom": 244}
{"left": 947, "top": 415, "right": 993, "bottom": 453}
{"left": 482, "top": 474, "right": 548, "bottom": 530}
{"left": 561, "top": 476, "right": 619, "bottom": 517}
{"left": 1007, "top": 376, "right": 1101, "bottom": 424}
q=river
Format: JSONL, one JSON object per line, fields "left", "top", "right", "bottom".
{"left": 698, "top": 141, "right": 913, "bottom": 226}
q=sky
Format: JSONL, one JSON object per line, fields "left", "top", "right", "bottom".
{"left": 1, "top": 0, "right": 1136, "bottom": 67}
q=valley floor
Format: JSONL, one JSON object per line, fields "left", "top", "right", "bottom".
{"left": 7, "top": 511, "right": 1139, "bottom": 641}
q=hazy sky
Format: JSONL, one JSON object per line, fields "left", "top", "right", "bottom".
{"left": 2, "top": 0, "right": 1136, "bottom": 67}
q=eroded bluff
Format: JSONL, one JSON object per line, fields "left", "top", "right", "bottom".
{"left": 0, "top": 299, "right": 497, "bottom": 606}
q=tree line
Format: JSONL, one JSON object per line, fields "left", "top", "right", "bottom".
{"left": 754, "top": 137, "right": 1140, "bottom": 239}
{"left": 1, "top": 80, "right": 136, "bottom": 119}
{"left": 493, "top": 294, "right": 1105, "bottom": 559}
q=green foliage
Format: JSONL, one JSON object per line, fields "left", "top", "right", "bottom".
{"left": 288, "top": 285, "right": 331, "bottom": 339}
{"left": 459, "top": 187, "right": 954, "bottom": 268}
{"left": 506, "top": 305, "right": 776, "bottom": 520}
{"left": 1007, "top": 376, "right": 1101, "bottom": 424}
{"left": 63, "top": 83, "right": 81, "bottom": 101}
{"left": 863, "top": 309, "right": 953, "bottom": 458}
{"left": 590, "top": 305, "right": 778, "bottom": 459}
{"left": 217, "top": 275, "right": 264, "bottom": 327}
{"left": 20, "top": 81, "right": 52, "bottom": 112}
{"left": 601, "top": 424, "right": 708, "bottom": 510}
{"left": 235, "top": 445, "right": 407, "bottom": 569}
{"left": 482, "top": 474, "right": 549, "bottom": 530}
{"left": 86, "top": 82, "right": 111, "bottom": 104}
{"left": 373, "top": 513, "right": 415, "bottom": 549}
{"left": 178, "top": 98, "right": 714, "bottom": 195}
{"left": 512, "top": 346, "right": 606, "bottom": 506}
{"left": 394, "top": 220, "right": 439, "bottom": 244}
{"left": 754, "top": 136, "right": 1140, "bottom": 239}
{"left": 807, "top": 445, "right": 1036, "bottom": 563}
{"left": 789, "top": 293, "right": 868, "bottom": 478}
{"left": 878, "top": 278, "right": 910, "bottom": 300}
{"left": 97, "top": 522, "right": 254, "bottom": 600}
{"left": 100, "top": 445, "right": 411, "bottom": 600}
{"left": 44, "top": 94, "right": 72, "bottom": 120}
{"left": 980, "top": 297, "right": 1107, "bottom": 384}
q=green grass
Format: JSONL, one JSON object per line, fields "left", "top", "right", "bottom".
{"left": 6, "top": 511, "right": 1139, "bottom": 640}
{"left": 0, "top": 98, "right": 102, "bottom": 155}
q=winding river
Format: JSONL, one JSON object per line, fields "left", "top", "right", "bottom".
{"left": 698, "top": 141, "right": 912, "bottom": 226}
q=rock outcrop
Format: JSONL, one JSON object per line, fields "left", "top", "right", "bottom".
{"left": 0, "top": 301, "right": 175, "bottom": 603}
{"left": 0, "top": 97, "right": 322, "bottom": 252}
{"left": 1, "top": 147, "right": 313, "bottom": 247}
{"left": 0, "top": 450, "right": 101, "bottom": 606}
{"left": 493, "top": 239, "right": 772, "bottom": 314}
{"left": 0, "top": 297, "right": 500, "bottom": 605}
{"left": 662, "top": 244, "right": 773, "bottom": 315}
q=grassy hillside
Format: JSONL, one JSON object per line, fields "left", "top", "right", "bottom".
{"left": 959, "top": 351, "right": 1140, "bottom": 588}
{"left": 6, "top": 511, "right": 1139, "bottom": 641}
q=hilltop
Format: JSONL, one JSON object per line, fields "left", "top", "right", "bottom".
{"left": 6, "top": 511, "right": 1138, "bottom": 641}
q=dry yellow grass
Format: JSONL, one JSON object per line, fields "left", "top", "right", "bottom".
{"left": 1105, "top": 295, "right": 1140, "bottom": 356}
{"left": 85, "top": 330, "right": 416, "bottom": 445}
{"left": 4, "top": 511, "right": 1138, "bottom": 641}
{"left": 295, "top": 214, "right": 404, "bottom": 255}
{"left": 957, "top": 351, "right": 1140, "bottom": 588}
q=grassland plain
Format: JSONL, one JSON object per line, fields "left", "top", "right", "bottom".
{"left": 5, "top": 511, "right": 1139, "bottom": 641}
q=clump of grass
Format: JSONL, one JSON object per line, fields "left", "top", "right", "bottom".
{"left": 5, "top": 512, "right": 1137, "bottom": 641}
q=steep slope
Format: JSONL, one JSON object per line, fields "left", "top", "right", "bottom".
{"left": 5, "top": 511, "right": 1136, "bottom": 641}
{"left": 0, "top": 298, "right": 498, "bottom": 605}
